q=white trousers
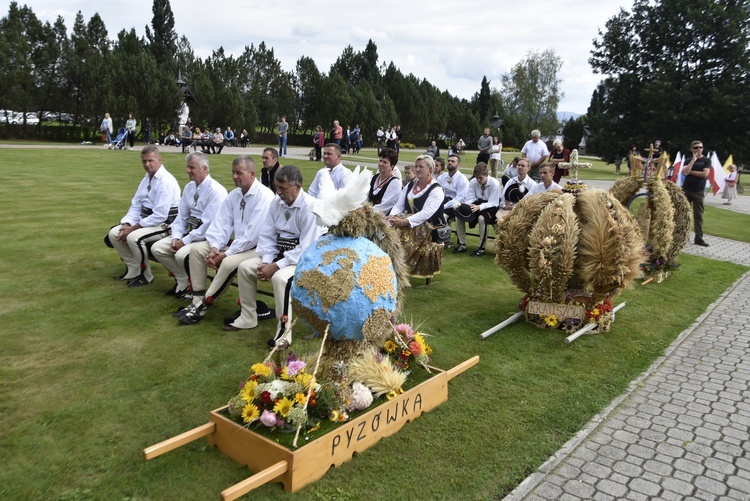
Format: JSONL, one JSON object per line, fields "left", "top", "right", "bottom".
{"left": 188, "top": 241, "right": 258, "bottom": 305}
{"left": 108, "top": 224, "right": 170, "bottom": 281}
{"left": 232, "top": 256, "right": 295, "bottom": 336}
{"left": 151, "top": 237, "right": 194, "bottom": 291}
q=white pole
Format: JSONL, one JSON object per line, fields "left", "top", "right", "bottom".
{"left": 564, "top": 302, "right": 626, "bottom": 344}
{"left": 479, "top": 311, "right": 524, "bottom": 339}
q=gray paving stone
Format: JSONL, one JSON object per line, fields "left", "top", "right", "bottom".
{"left": 562, "top": 479, "right": 595, "bottom": 498}
{"left": 628, "top": 477, "right": 662, "bottom": 497}
{"left": 662, "top": 476, "right": 696, "bottom": 496}
{"left": 695, "top": 475, "right": 729, "bottom": 496}
{"left": 596, "top": 478, "right": 627, "bottom": 498}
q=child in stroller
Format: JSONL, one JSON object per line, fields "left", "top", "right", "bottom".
{"left": 108, "top": 128, "right": 128, "bottom": 150}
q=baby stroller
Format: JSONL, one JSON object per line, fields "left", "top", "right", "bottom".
{"left": 108, "top": 128, "right": 128, "bottom": 150}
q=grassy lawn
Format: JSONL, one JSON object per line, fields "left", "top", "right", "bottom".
{"left": 0, "top": 146, "right": 747, "bottom": 500}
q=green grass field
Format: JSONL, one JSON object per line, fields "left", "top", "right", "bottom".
{"left": 0, "top": 146, "right": 747, "bottom": 500}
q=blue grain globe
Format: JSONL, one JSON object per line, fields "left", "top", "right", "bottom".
{"left": 291, "top": 234, "right": 398, "bottom": 341}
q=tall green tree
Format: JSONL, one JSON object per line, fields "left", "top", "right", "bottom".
{"left": 144, "top": 0, "right": 181, "bottom": 132}
{"left": 588, "top": 0, "right": 750, "bottom": 159}
{"left": 499, "top": 49, "right": 563, "bottom": 139}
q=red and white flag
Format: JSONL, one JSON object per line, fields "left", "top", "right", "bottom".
{"left": 670, "top": 152, "right": 684, "bottom": 186}
{"left": 708, "top": 151, "right": 726, "bottom": 196}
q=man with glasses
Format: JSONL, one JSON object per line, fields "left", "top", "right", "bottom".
{"left": 681, "top": 141, "right": 712, "bottom": 247}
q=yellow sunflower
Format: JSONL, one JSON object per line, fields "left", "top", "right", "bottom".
{"left": 273, "top": 397, "right": 294, "bottom": 417}
{"left": 251, "top": 363, "right": 272, "bottom": 378}
{"left": 294, "top": 392, "right": 307, "bottom": 405}
{"left": 241, "top": 403, "right": 260, "bottom": 424}
{"left": 384, "top": 340, "right": 397, "bottom": 353}
{"left": 240, "top": 380, "right": 258, "bottom": 402}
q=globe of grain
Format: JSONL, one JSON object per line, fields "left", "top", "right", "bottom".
{"left": 291, "top": 234, "right": 398, "bottom": 341}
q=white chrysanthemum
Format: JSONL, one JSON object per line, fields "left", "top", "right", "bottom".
{"left": 347, "top": 382, "right": 374, "bottom": 412}
{"left": 285, "top": 406, "right": 308, "bottom": 427}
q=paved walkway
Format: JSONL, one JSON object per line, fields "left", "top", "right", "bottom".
{"left": 506, "top": 179, "right": 750, "bottom": 499}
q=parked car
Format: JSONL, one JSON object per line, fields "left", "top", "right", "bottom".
{"left": 0, "top": 110, "right": 14, "bottom": 124}
{"left": 11, "top": 112, "right": 40, "bottom": 125}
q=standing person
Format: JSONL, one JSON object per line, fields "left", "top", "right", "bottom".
{"left": 331, "top": 120, "right": 343, "bottom": 145}
{"left": 477, "top": 127, "right": 492, "bottom": 165}
{"left": 125, "top": 112, "right": 137, "bottom": 148}
{"left": 395, "top": 125, "right": 403, "bottom": 152}
{"left": 143, "top": 118, "right": 152, "bottom": 145}
{"left": 386, "top": 126, "right": 397, "bottom": 150}
{"left": 100, "top": 113, "right": 113, "bottom": 144}
{"left": 723, "top": 164, "right": 738, "bottom": 205}
{"left": 313, "top": 125, "right": 325, "bottom": 161}
{"left": 489, "top": 136, "right": 503, "bottom": 178}
{"left": 528, "top": 163, "right": 563, "bottom": 195}
{"left": 277, "top": 116, "right": 288, "bottom": 157}
{"left": 368, "top": 147, "right": 402, "bottom": 215}
{"left": 454, "top": 162, "right": 502, "bottom": 256}
{"left": 626, "top": 144, "right": 640, "bottom": 175}
{"left": 614, "top": 151, "right": 623, "bottom": 175}
{"left": 151, "top": 152, "right": 228, "bottom": 298}
{"left": 105, "top": 146, "right": 181, "bottom": 287}
{"left": 376, "top": 126, "right": 386, "bottom": 153}
{"left": 177, "top": 156, "right": 275, "bottom": 325}
{"left": 308, "top": 144, "right": 352, "bottom": 198}
{"left": 548, "top": 139, "right": 571, "bottom": 183}
{"left": 229, "top": 165, "right": 322, "bottom": 348}
{"left": 260, "top": 147, "right": 281, "bottom": 193}
{"left": 681, "top": 140, "right": 711, "bottom": 247}
{"left": 521, "top": 129, "right": 550, "bottom": 180}
{"left": 350, "top": 125, "right": 361, "bottom": 153}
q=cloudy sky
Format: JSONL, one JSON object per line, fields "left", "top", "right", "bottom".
{"left": 27, "top": 0, "right": 631, "bottom": 115}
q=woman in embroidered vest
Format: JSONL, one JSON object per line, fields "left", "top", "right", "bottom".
{"left": 387, "top": 155, "right": 446, "bottom": 282}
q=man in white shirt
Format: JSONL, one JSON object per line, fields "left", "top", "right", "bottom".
{"left": 308, "top": 143, "right": 352, "bottom": 198}
{"left": 454, "top": 162, "right": 502, "bottom": 256}
{"left": 177, "top": 156, "right": 275, "bottom": 325}
{"left": 521, "top": 129, "right": 550, "bottom": 180}
{"left": 436, "top": 154, "right": 469, "bottom": 249}
{"left": 528, "top": 164, "right": 563, "bottom": 195}
{"left": 151, "top": 152, "right": 228, "bottom": 299}
{"left": 228, "top": 165, "right": 323, "bottom": 348}
{"left": 502, "top": 158, "right": 537, "bottom": 210}
{"left": 107, "top": 145, "right": 181, "bottom": 287}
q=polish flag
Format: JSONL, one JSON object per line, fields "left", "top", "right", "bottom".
{"left": 708, "top": 151, "right": 726, "bottom": 196}
{"left": 670, "top": 152, "right": 684, "bottom": 186}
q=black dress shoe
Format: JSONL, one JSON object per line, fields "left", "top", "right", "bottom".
{"left": 127, "top": 275, "right": 152, "bottom": 288}
{"left": 694, "top": 239, "right": 709, "bottom": 247}
{"left": 114, "top": 272, "right": 135, "bottom": 281}
{"left": 223, "top": 310, "right": 242, "bottom": 325}
{"left": 453, "top": 244, "right": 467, "bottom": 254}
{"left": 471, "top": 248, "right": 486, "bottom": 256}
{"left": 164, "top": 284, "right": 178, "bottom": 296}
{"left": 223, "top": 324, "right": 247, "bottom": 332}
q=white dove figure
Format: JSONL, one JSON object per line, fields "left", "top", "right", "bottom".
{"left": 311, "top": 165, "right": 372, "bottom": 227}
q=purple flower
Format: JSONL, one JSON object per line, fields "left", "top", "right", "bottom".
{"left": 260, "top": 410, "right": 277, "bottom": 427}
{"left": 286, "top": 360, "right": 306, "bottom": 377}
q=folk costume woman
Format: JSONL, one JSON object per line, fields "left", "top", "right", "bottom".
{"left": 387, "top": 155, "right": 446, "bottom": 281}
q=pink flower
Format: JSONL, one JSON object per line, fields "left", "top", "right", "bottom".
{"left": 286, "top": 360, "right": 306, "bottom": 377}
{"left": 396, "top": 323, "right": 414, "bottom": 339}
{"left": 260, "top": 410, "right": 277, "bottom": 427}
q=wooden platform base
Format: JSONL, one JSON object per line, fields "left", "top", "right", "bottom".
{"left": 144, "top": 356, "right": 479, "bottom": 500}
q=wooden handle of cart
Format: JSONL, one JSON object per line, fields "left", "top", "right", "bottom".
{"left": 143, "top": 422, "right": 215, "bottom": 460}
{"left": 220, "top": 460, "right": 289, "bottom": 501}
{"left": 446, "top": 356, "right": 480, "bottom": 380}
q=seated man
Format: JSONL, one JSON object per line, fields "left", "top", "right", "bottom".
{"left": 151, "top": 152, "right": 228, "bottom": 299}
{"left": 106, "top": 145, "right": 181, "bottom": 287}
{"left": 227, "top": 165, "right": 322, "bottom": 348}
{"left": 425, "top": 141, "right": 439, "bottom": 158}
{"left": 260, "top": 147, "right": 281, "bottom": 194}
{"left": 527, "top": 163, "right": 563, "bottom": 195}
{"left": 501, "top": 158, "right": 537, "bottom": 210}
{"left": 180, "top": 126, "right": 192, "bottom": 153}
{"left": 177, "top": 156, "right": 275, "bottom": 325}
{"left": 436, "top": 154, "right": 469, "bottom": 248}
{"left": 224, "top": 126, "right": 236, "bottom": 147}
{"left": 210, "top": 128, "right": 225, "bottom": 155}
{"left": 454, "top": 162, "right": 502, "bottom": 256}
{"left": 308, "top": 143, "right": 352, "bottom": 197}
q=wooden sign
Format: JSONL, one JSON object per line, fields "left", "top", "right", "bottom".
{"left": 527, "top": 301, "right": 586, "bottom": 321}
